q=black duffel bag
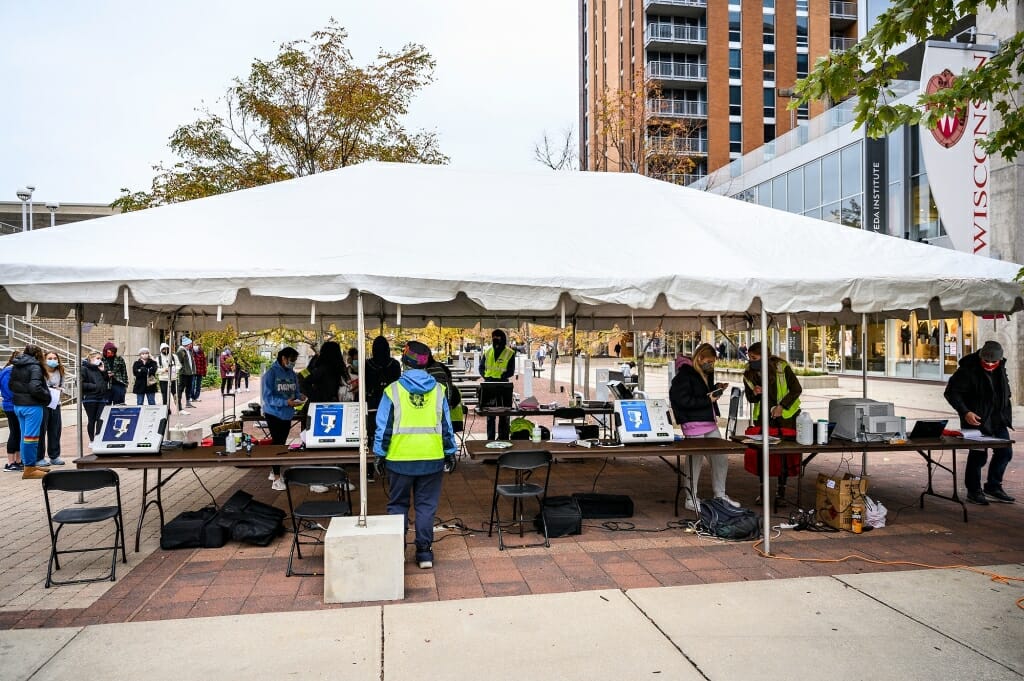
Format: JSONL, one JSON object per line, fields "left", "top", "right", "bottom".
{"left": 534, "top": 496, "right": 582, "bottom": 537}
{"left": 217, "top": 490, "right": 287, "bottom": 546}
{"left": 572, "top": 493, "right": 634, "bottom": 519}
{"left": 160, "top": 506, "right": 229, "bottom": 550}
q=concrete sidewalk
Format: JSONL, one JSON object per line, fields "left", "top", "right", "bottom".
{"left": 3, "top": 563, "right": 1022, "bottom": 681}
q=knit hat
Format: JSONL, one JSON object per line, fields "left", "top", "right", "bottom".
{"left": 979, "top": 341, "right": 1003, "bottom": 362}
{"left": 159, "top": 342, "right": 170, "bottom": 351}
{"left": 181, "top": 336, "right": 192, "bottom": 347}
{"left": 138, "top": 347, "right": 150, "bottom": 355}
{"left": 402, "top": 341, "right": 431, "bottom": 369}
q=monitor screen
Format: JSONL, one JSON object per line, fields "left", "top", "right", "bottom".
{"left": 478, "top": 381, "right": 514, "bottom": 408}
{"left": 606, "top": 380, "right": 633, "bottom": 400}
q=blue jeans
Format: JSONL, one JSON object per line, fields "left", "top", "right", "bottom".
{"left": 386, "top": 469, "right": 444, "bottom": 559}
{"left": 136, "top": 392, "right": 156, "bottom": 405}
{"left": 13, "top": 405, "right": 44, "bottom": 466}
{"left": 110, "top": 383, "right": 127, "bottom": 405}
{"left": 965, "top": 424, "right": 1013, "bottom": 492}
{"left": 191, "top": 375, "right": 202, "bottom": 401}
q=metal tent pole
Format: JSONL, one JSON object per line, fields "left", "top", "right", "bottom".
{"left": 357, "top": 293, "right": 368, "bottom": 526}
{"left": 760, "top": 307, "right": 772, "bottom": 554}
{"left": 861, "top": 312, "right": 869, "bottom": 474}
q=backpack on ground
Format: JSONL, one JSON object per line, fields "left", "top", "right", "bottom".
{"left": 698, "top": 498, "right": 760, "bottom": 540}
{"left": 534, "top": 496, "right": 582, "bottom": 537}
{"left": 160, "top": 506, "right": 229, "bottom": 550}
{"left": 217, "top": 490, "right": 287, "bottom": 546}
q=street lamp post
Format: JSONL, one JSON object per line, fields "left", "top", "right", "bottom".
{"left": 16, "top": 186, "right": 33, "bottom": 232}
{"left": 45, "top": 201, "right": 60, "bottom": 228}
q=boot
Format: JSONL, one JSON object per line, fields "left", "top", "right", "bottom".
{"left": 22, "top": 466, "right": 47, "bottom": 480}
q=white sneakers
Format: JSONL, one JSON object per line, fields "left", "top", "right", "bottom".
{"left": 684, "top": 497, "right": 700, "bottom": 512}
{"left": 309, "top": 484, "right": 329, "bottom": 494}
{"left": 271, "top": 477, "right": 286, "bottom": 491}
{"left": 715, "top": 494, "right": 742, "bottom": 508}
{"left": 268, "top": 471, "right": 276, "bottom": 481}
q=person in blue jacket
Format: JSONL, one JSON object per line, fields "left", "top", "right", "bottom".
{"left": 374, "top": 341, "right": 457, "bottom": 569}
{"left": 262, "top": 346, "right": 305, "bottom": 491}
{"left": 1, "top": 351, "right": 24, "bottom": 472}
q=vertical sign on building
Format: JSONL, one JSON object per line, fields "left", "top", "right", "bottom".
{"left": 919, "top": 40, "right": 997, "bottom": 256}
{"left": 864, "top": 136, "right": 888, "bottom": 233}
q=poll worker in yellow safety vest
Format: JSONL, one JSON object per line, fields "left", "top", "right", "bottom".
{"left": 479, "top": 328, "right": 516, "bottom": 440}
{"left": 742, "top": 341, "right": 803, "bottom": 504}
{"left": 374, "top": 341, "right": 457, "bottom": 570}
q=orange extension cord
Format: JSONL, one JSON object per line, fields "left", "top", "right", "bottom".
{"left": 752, "top": 538, "right": 1024, "bottom": 611}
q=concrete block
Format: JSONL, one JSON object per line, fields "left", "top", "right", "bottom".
{"left": 324, "top": 514, "right": 404, "bottom": 604}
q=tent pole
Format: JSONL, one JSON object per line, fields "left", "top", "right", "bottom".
{"left": 760, "top": 306, "right": 772, "bottom": 555}
{"left": 357, "top": 292, "right": 368, "bottom": 526}
{"left": 569, "top": 319, "right": 577, "bottom": 401}
{"left": 76, "top": 305, "right": 84, "bottom": 461}
{"left": 862, "top": 312, "right": 869, "bottom": 475}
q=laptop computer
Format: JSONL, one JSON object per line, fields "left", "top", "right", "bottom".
{"left": 908, "top": 419, "right": 947, "bottom": 439}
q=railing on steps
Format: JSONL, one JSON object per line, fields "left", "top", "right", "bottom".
{"left": 1, "top": 314, "right": 101, "bottom": 406}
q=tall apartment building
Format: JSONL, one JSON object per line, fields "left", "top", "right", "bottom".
{"left": 579, "top": 0, "right": 858, "bottom": 182}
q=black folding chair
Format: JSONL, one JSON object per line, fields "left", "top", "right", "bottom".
{"left": 488, "top": 450, "right": 553, "bottom": 550}
{"left": 725, "top": 387, "right": 744, "bottom": 439}
{"left": 283, "top": 466, "right": 352, "bottom": 576}
{"left": 42, "top": 469, "right": 127, "bottom": 588}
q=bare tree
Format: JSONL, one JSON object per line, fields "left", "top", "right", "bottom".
{"left": 533, "top": 126, "right": 578, "bottom": 171}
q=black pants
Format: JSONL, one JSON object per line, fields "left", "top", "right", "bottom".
{"left": 486, "top": 415, "right": 510, "bottom": 441}
{"left": 6, "top": 412, "right": 21, "bottom": 455}
{"left": 235, "top": 372, "right": 249, "bottom": 390}
{"left": 221, "top": 376, "right": 234, "bottom": 395}
{"left": 159, "top": 379, "right": 177, "bottom": 407}
{"left": 84, "top": 402, "right": 105, "bottom": 441}
{"left": 37, "top": 407, "right": 62, "bottom": 461}
{"left": 266, "top": 413, "right": 293, "bottom": 476}
{"left": 177, "top": 375, "right": 193, "bottom": 408}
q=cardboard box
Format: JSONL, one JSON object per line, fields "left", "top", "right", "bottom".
{"left": 815, "top": 473, "right": 869, "bottom": 531}
{"left": 168, "top": 425, "right": 204, "bottom": 444}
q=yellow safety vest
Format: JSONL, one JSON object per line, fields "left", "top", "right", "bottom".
{"left": 483, "top": 347, "right": 515, "bottom": 379}
{"left": 386, "top": 383, "right": 444, "bottom": 461}
{"left": 748, "top": 359, "right": 800, "bottom": 421}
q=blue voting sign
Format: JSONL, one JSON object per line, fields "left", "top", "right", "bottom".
{"left": 620, "top": 400, "right": 651, "bottom": 433}
{"left": 103, "top": 407, "right": 140, "bottom": 441}
{"left": 312, "top": 404, "right": 346, "bottom": 437}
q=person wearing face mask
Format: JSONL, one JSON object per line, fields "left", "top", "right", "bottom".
{"left": 80, "top": 352, "right": 110, "bottom": 442}
{"left": 9, "top": 345, "right": 51, "bottom": 479}
{"left": 262, "top": 346, "right": 305, "bottom": 491}
{"left": 102, "top": 342, "right": 129, "bottom": 406}
{"left": 1, "top": 351, "right": 25, "bottom": 472}
{"left": 36, "top": 352, "right": 67, "bottom": 466}
{"left": 479, "top": 328, "right": 516, "bottom": 440}
{"left": 131, "top": 348, "right": 159, "bottom": 405}
{"left": 175, "top": 337, "right": 197, "bottom": 412}
{"left": 669, "top": 342, "right": 739, "bottom": 510}
{"left": 945, "top": 341, "right": 1015, "bottom": 505}
{"left": 156, "top": 343, "right": 178, "bottom": 407}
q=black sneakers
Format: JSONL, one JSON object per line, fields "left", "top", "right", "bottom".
{"left": 966, "top": 490, "right": 990, "bottom": 505}
{"left": 983, "top": 487, "right": 1016, "bottom": 503}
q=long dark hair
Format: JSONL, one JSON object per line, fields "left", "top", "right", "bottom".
{"left": 23, "top": 344, "right": 44, "bottom": 365}
{"left": 318, "top": 341, "right": 351, "bottom": 381}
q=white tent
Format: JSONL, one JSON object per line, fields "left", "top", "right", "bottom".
{"left": 2, "top": 162, "right": 1020, "bottom": 552}
{"left": 0, "top": 162, "right": 1020, "bottom": 329}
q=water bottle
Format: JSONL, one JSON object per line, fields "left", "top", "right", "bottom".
{"left": 796, "top": 411, "right": 814, "bottom": 445}
{"left": 531, "top": 425, "right": 542, "bottom": 443}
{"left": 899, "top": 416, "right": 907, "bottom": 440}
{"left": 226, "top": 431, "right": 237, "bottom": 453}
{"left": 816, "top": 420, "right": 829, "bottom": 445}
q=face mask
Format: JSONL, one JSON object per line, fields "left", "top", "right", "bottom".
{"left": 91, "top": 359, "right": 101, "bottom": 366}
{"left": 161, "top": 349, "right": 169, "bottom": 355}
{"left": 748, "top": 359, "right": 761, "bottom": 369}
{"left": 981, "top": 360, "right": 1000, "bottom": 372}
{"left": 699, "top": 361, "right": 715, "bottom": 373}
{"left": 104, "top": 351, "right": 113, "bottom": 358}
{"left": 46, "top": 359, "right": 58, "bottom": 369}
{"left": 285, "top": 360, "right": 295, "bottom": 369}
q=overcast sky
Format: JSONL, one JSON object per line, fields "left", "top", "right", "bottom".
{"left": 0, "top": 1, "right": 579, "bottom": 204}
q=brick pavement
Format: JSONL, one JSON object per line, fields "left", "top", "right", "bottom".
{"left": 1, "top": 364, "right": 1022, "bottom": 629}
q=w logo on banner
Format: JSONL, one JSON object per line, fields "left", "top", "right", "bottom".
{"left": 925, "top": 69, "right": 966, "bottom": 149}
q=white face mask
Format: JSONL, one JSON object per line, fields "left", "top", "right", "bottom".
{"left": 90, "top": 359, "right": 101, "bottom": 366}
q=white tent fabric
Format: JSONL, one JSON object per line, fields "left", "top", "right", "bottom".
{"left": 0, "top": 161, "right": 1020, "bottom": 327}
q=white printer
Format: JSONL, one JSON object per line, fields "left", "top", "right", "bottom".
{"left": 828, "top": 398, "right": 902, "bottom": 442}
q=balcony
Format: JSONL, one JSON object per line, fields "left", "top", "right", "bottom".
{"left": 648, "top": 98, "right": 708, "bottom": 119}
{"left": 830, "top": 1, "right": 858, "bottom": 29}
{"left": 645, "top": 23, "right": 707, "bottom": 52}
{"left": 647, "top": 136, "right": 708, "bottom": 155}
{"left": 650, "top": 172, "right": 704, "bottom": 187}
{"left": 644, "top": 0, "right": 707, "bottom": 18}
{"left": 647, "top": 60, "right": 708, "bottom": 84}
{"left": 830, "top": 36, "right": 857, "bottom": 52}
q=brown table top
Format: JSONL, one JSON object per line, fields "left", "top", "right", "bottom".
{"left": 74, "top": 445, "right": 363, "bottom": 469}
{"left": 475, "top": 405, "right": 614, "bottom": 417}
{"left": 465, "top": 437, "right": 743, "bottom": 461}
{"left": 730, "top": 436, "right": 1013, "bottom": 454}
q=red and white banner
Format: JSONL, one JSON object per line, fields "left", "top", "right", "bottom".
{"left": 919, "top": 41, "right": 997, "bottom": 256}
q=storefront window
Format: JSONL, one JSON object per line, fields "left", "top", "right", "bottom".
{"left": 804, "top": 158, "right": 821, "bottom": 209}
{"left": 821, "top": 151, "right": 840, "bottom": 204}
{"left": 913, "top": 316, "right": 942, "bottom": 379}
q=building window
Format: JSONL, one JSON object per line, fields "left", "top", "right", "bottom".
{"left": 796, "top": 15, "right": 808, "bottom": 48}
{"left": 763, "top": 0, "right": 775, "bottom": 7}
{"left": 729, "top": 85, "right": 742, "bottom": 116}
{"left": 730, "top": 122, "right": 742, "bottom": 154}
{"left": 757, "top": 181, "right": 772, "bottom": 207}
{"left": 728, "top": 10, "right": 741, "bottom": 42}
{"left": 729, "top": 49, "right": 742, "bottom": 79}
{"left": 796, "top": 53, "right": 809, "bottom": 78}
{"left": 763, "top": 88, "right": 775, "bottom": 118}
{"left": 763, "top": 49, "right": 775, "bottom": 81}
{"left": 763, "top": 12, "right": 775, "bottom": 46}
{"left": 797, "top": 104, "right": 810, "bottom": 120}
{"left": 764, "top": 124, "right": 776, "bottom": 143}
{"left": 772, "top": 175, "right": 787, "bottom": 211}
{"left": 796, "top": 0, "right": 808, "bottom": 10}
{"left": 804, "top": 159, "right": 821, "bottom": 209}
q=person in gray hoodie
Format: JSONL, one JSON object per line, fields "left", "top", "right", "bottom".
{"left": 373, "top": 341, "right": 456, "bottom": 569}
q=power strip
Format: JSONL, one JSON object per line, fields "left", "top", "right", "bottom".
{"left": 778, "top": 523, "right": 799, "bottom": 530}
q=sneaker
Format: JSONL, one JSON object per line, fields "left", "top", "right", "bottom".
{"left": 418, "top": 559, "right": 433, "bottom": 569}
{"left": 966, "top": 490, "right": 989, "bottom": 505}
{"left": 35, "top": 460, "right": 50, "bottom": 468}
{"left": 193, "top": 398, "right": 202, "bottom": 403}
{"left": 13, "top": 462, "right": 23, "bottom": 471}
{"left": 683, "top": 497, "right": 700, "bottom": 512}
{"left": 185, "top": 402, "right": 195, "bottom": 409}
{"left": 179, "top": 410, "right": 191, "bottom": 415}
{"left": 3, "top": 463, "right": 18, "bottom": 472}
{"left": 309, "top": 484, "right": 329, "bottom": 494}
{"left": 48, "top": 457, "right": 65, "bottom": 466}
{"left": 983, "top": 487, "right": 1015, "bottom": 503}
{"left": 269, "top": 471, "right": 277, "bottom": 481}
{"left": 344, "top": 481, "right": 356, "bottom": 492}
{"left": 715, "top": 494, "right": 741, "bottom": 508}
{"left": 271, "top": 477, "right": 286, "bottom": 492}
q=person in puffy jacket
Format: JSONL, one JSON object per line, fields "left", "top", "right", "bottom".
{"left": 131, "top": 348, "right": 158, "bottom": 405}
{"left": 9, "top": 345, "right": 51, "bottom": 479}
{"left": 80, "top": 352, "right": 111, "bottom": 441}
{"left": 1, "top": 351, "right": 24, "bottom": 472}
{"left": 262, "top": 347, "right": 305, "bottom": 491}
{"left": 219, "top": 349, "right": 236, "bottom": 397}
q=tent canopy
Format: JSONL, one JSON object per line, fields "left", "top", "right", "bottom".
{"left": 0, "top": 162, "right": 1020, "bottom": 331}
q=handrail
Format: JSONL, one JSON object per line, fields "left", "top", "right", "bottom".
{"left": 1, "top": 315, "right": 101, "bottom": 405}
{"left": 647, "top": 61, "right": 708, "bottom": 81}
{"left": 830, "top": 36, "right": 857, "bottom": 52}
{"left": 646, "top": 23, "right": 708, "bottom": 44}
{"left": 829, "top": 1, "right": 857, "bottom": 19}
{"left": 648, "top": 98, "right": 708, "bottom": 118}
{"left": 644, "top": 0, "right": 707, "bottom": 7}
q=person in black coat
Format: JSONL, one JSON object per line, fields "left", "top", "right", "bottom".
{"left": 944, "top": 341, "right": 1014, "bottom": 505}
{"left": 80, "top": 352, "right": 110, "bottom": 441}
{"left": 669, "top": 342, "right": 738, "bottom": 510}
{"left": 8, "top": 345, "right": 51, "bottom": 479}
{"left": 363, "top": 336, "right": 402, "bottom": 461}
{"left": 131, "top": 348, "right": 159, "bottom": 405}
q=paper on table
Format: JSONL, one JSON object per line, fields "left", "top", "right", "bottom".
{"left": 741, "top": 434, "right": 781, "bottom": 445}
{"left": 550, "top": 425, "right": 579, "bottom": 443}
{"left": 47, "top": 387, "right": 61, "bottom": 410}
{"left": 959, "top": 429, "right": 1006, "bottom": 442}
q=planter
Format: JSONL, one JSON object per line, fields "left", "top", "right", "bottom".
{"left": 716, "top": 368, "right": 838, "bottom": 389}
